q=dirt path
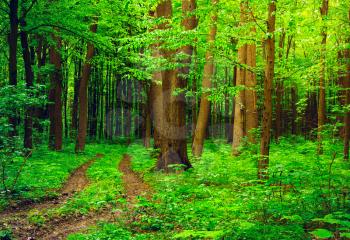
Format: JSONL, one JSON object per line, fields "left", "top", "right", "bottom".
{"left": 0, "top": 154, "right": 103, "bottom": 239}
{"left": 0, "top": 154, "right": 153, "bottom": 240}
{"left": 118, "top": 154, "right": 152, "bottom": 205}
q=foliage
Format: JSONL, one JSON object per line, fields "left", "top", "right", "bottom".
{"left": 0, "top": 144, "right": 95, "bottom": 210}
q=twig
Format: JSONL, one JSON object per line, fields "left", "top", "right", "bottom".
{"left": 11, "top": 150, "right": 32, "bottom": 192}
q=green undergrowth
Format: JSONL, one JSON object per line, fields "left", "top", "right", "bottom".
{"left": 50, "top": 144, "right": 125, "bottom": 216}
{"left": 27, "top": 144, "right": 126, "bottom": 225}
{"left": 71, "top": 137, "right": 350, "bottom": 239}
{"left": 0, "top": 144, "right": 97, "bottom": 210}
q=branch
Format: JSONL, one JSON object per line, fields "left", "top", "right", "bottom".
{"left": 21, "top": 0, "right": 37, "bottom": 19}
{"left": 25, "top": 23, "right": 114, "bottom": 52}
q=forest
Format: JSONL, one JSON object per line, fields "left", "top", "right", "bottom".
{"left": 0, "top": 0, "right": 350, "bottom": 239}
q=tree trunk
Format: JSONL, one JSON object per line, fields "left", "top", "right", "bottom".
{"left": 71, "top": 50, "right": 82, "bottom": 139}
{"left": 275, "top": 31, "right": 286, "bottom": 140}
{"left": 20, "top": 20, "right": 34, "bottom": 151}
{"left": 48, "top": 34, "right": 63, "bottom": 151}
{"left": 232, "top": 1, "right": 257, "bottom": 154}
{"left": 317, "top": 0, "right": 329, "bottom": 154}
{"left": 156, "top": 0, "right": 194, "bottom": 171}
{"left": 258, "top": 1, "right": 276, "bottom": 180}
{"left": 291, "top": 85, "right": 297, "bottom": 135}
{"left": 232, "top": 33, "right": 247, "bottom": 155}
{"left": 8, "top": 0, "right": 19, "bottom": 137}
{"left": 344, "top": 9, "right": 350, "bottom": 160}
{"left": 192, "top": 0, "right": 218, "bottom": 157}
{"left": 75, "top": 20, "right": 98, "bottom": 152}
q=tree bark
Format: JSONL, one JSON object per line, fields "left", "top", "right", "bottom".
{"left": 157, "top": 0, "right": 194, "bottom": 171}
{"left": 232, "top": 1, "right": 257, "bottom": 154}
{"left": 48, "top": 34, "right": 63, "bottom": 151}
{"left": 71, "top": 49, "right": 82, "bottom": 139}
{"left": 192, "top": 0, "right": 218, "bottom": 157}
{"left": 258, "top": 0, "right": 276, "bottom": 180}
{"left": 344, "top": 9, "right": 350, "bottom": 160}
{"left": 317, "top": 0, "right": 329, "bottom": 154}
{"left": 75, "top": 20, "right": 98, "bottom": 152}
{"left": 8, "top": 0, "right": 19, "bottom": 137}
{"left": 275, "top": 30, "right": 286, "bottom": 140}
{"left": 20, "top": 20, "right": 34, "bottom": 151}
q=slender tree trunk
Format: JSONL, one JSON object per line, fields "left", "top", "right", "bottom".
{"left": 258, "top": 1, "right": 276, "bottom": 180}
{"left": 275, "top": 31, "right": 286, "bottom": 140}
{"left": 344, "top": 9, "right": 350, "bottom": 160}
{"left": 75, "top": 20, "right": 98, "bottom": 152}
{"left": 8, "top": 0, "right": 19, "bottom": 137}
{"left": 192, "top": 0, "right": 218, "bottom": 157}
{"left": 20, "top": 20, "right": 34, "bottom": 150}
{"left": 232, "top": 30, "right": 247, "bottom": 155}
{"left": 143, "top": 84, "right": 151, "bottom": 148}
{"left": 48, "top": 34, "right": 63, "bottom": 151}
{"left": 71, "top": 50, "right": 82, "bottom": 139}
{"left": 291, "top": 85, "right": 297, "bottom": 135}
{"left": 317, "top": 0, "right": 329, "bottom": 154}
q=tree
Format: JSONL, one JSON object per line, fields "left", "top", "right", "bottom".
{"left": 192, "top": 0, "right": 218, "bottom": 157}
{"left": 75, "top": 19, "right": 98, "bottom": 152}
{"left": 157, "top": 0, "right": 196, "bottom": 171}
{"left": 20, "top": 18, "right": 34, "bottom": 150}
{"left": 48, "top": 34, "right": 63, "bottom": 151}
{"left": 258, "top": 0, "right": 276, "bottom": 180}
{"left": 232, "top": 1, "right": 258, "bottom": 155}
{"left": 8, "top": 0, "right": 19, "bottom": 137}
{"left": 317, "top": 0, "right": 329, "bottom": 154}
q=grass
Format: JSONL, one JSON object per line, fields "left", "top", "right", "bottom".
{"left": 72, "top": 137, "right": 349, "bottom": 239}
{"left": 0, "top": 144, "right": 97, "bottom": 210}
{"left": 2, "top": 138, "right": 350, "bottom": 239}
{"left": 48, "top": 144, "right": 126, "bottom": 216}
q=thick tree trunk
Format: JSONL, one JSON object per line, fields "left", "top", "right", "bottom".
{"left": 48, "top": 34, "right": 63, "bottom": 151}
{"left": 232, "top": 1, "right": 257, "bottom": 154}
{"left": 192, "top": 0, "right": 218, "bottom": 157}
{"left": 157, "top": 0, "right": 194, "bottom": 171}
{"left": 245, "top": 34, "right": 258, "bottom": 143}
{"left": 317, "top": 0, "right": 329, "bottom": 154}
{"left": 75, "top": 20, "right": 98, "bottom": 152}
{"left": 258, "top": 1, "right": 276, "bottom": 180}
{"left": 20, "top": 20, "right": 34, "bottom": 151}
{"left": 8, "top": 0, "right": 19, "bottom": 137}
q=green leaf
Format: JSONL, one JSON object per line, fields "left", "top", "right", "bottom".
{"left": 310, "top": 229, "right": 333, "bottom": 239}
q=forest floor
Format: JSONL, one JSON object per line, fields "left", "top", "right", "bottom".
{"left": 0, "top": 138, "right": 350, "bottom": 239}
{"left": 0, "top": 151, "right": 153, "bottom": 239}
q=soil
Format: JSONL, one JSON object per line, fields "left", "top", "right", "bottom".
{"left": 118, "top": 154, "right": 152, "bottom": 205}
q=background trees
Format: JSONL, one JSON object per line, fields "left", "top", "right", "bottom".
{"left": 0, "top": 0, "right": 349, "bottom": 173}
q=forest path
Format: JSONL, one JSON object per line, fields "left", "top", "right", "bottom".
{"left": 0, "top": 153, "right": 154, "bottom": 239}
{"left": 0, "top": 154, "right": 103, "bottom": 239}
{"left": 39, "top": 154, "right": 153, "bottom": 239}
{"left": 118, "top": 154, "right": 153, "bottom": 206}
